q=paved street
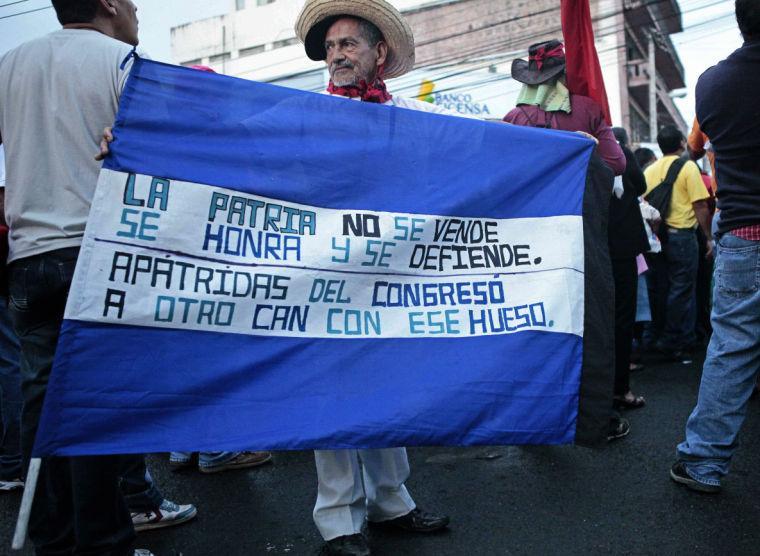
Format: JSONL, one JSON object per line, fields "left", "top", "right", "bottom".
{"left": 2, "top": 351, "right": 760, "bottom": 555}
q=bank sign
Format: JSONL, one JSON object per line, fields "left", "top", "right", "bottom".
{"left": 417, "top": 79, "right": 493, "bottom": 116}
{"left": 415, "top": 77, "right": 516, "bottom": 119}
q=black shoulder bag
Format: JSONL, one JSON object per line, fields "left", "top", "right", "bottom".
{"left": 644, "top": 157, "right": 687, "bottom": 244}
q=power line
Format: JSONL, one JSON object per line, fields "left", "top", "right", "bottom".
{"left": 383, "top": 5, "right": 734, "bottom": 97}
{"left": 411, "top": 0, "right": 728, "bottom": 70}
{"left": 388, "top": 9, "right": 734, "bottom": 100}
{"left": 0, "top": 0, "right": 30, "bottom": 8}
{"left": 402, "top": 0, "right": 716, "bottom": 55}
{"left": 0, "top": 4, "right": 50, "bottom": 19}
{"left": 225, "top": 0, "right": 628, "bottom": 77}
{"left": 409, "top": 0, "right": 707, "bottom": 66}
{"left": 222, "top": 0, "right": 726, "bottom": 90}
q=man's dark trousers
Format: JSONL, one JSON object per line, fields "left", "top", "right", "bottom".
{"left": 612, "top": 257, "right": 638, "bottom": 396}
{"left": 642, "top": 252, "right": 668, "bottom": 348}
{"left": 8, "top": 247, "right": 134, "bottom": 556}
{"left": 119, "top": 455, "right": 164, "bottom": 511}
{"left": 660, "top": 228, "right": 699, "bottom": 352}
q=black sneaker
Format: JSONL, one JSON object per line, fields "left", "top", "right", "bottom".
{"left": 654, "top": 342, "right": 693, "bottom": 364}
{"left": 607, "top": 416, "right": 630, "bottom": 441}
{"left": 669, "top": 462, "right": 721, "bottom": 494}
{"left": 323, "top": 534, "right": 371, "bottom": 556}
{"left": 372, "top": 508, "right": 450, "bottom": 533}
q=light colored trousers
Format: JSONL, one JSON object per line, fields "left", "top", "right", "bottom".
{"left": 313, "top": 448, "right": 416, "bottom": 540}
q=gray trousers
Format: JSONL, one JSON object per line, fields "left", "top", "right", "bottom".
{"left": 313, "top": 448, "right": 416, "bottom": 540}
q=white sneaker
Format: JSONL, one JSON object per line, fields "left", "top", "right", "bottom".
{"left": 0, "top": 478, "right": 24, "bottom": 491}
{"left": 131, "top": 499, "right": 197, "bottom": 532}
{"left": 134, "top": 550, "right": 155, "bottom": 556}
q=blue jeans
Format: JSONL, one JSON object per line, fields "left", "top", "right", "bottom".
{"left": 0, "top": 297, "right": 22, "bottom": 480}
{"left": 660, "top": 228, "right": 699, "bottom": 350}
{"left": 170, "top": 451, "right": 240, "bottom": 469}
{"left": 119, "top": 455, "right": 164, "bottom": 511}
{"left": 677, "top": 234, "right": 760, "bottom": 486}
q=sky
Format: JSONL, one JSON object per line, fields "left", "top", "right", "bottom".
{"left": 0, "top": 0, "right": 743, "bottom": 126}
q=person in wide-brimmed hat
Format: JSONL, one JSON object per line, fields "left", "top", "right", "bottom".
{"left": 294, "top": 0, "right": 459, "bottom": 114}
{"left": 296, "top": 0, "right": 415, "bottom": 80}
{"left": 503, "top": 40, "right": 626, "bottom": 176}
{"left": 295, "top": 1, "right": 453, "bottom": 555}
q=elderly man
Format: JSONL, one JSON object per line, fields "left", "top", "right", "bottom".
{"left": 295, "top": 1, "right": 450, "bottom": 554}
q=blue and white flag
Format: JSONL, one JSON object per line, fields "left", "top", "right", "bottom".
{"left": 33, "top": 58, "right": 614, "bottom": 456}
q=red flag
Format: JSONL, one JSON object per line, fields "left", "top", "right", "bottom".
{"left": 561, "top": 0, "right": 612, "bottom": 125}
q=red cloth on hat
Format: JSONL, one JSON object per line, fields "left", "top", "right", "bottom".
{"left": 529, "top": 43, "right": 565, "bottom": 70}
{"left": 561, "top": 0, "right": 612, "bottom": 125}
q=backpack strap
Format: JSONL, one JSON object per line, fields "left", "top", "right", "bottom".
{"left": 518, "top": 106, "right": 537, "bottom": 127}
{"left": 661, "top": 157, "right": 688, "bottom": 189}
{"left": 518, "top": 105, "right": 555, "bottom": 129}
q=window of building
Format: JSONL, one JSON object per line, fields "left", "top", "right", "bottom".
{"left": 236, "top": 0, "right": 245, "bottom": 10}
{"left": 239, "top": 44, "right": 266, "bottom": 57}
{"left": 209, "top": 52, "right": 231, "bottom": 64}
{"left": 257, "top": 0, "right": 275, "bottom": 5}
{"left": 272, "top": 37, "right": 298, "bottom": 49}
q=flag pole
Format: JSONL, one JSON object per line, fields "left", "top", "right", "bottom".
{"left": 12, "top": 457, "right": 41, "bottom": 550}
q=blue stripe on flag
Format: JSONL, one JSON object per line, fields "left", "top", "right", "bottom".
{"left": 105, "top": 58, "right": 593, "bottom": 220}
{"left": 34, "top": 320, "right": 581, "bottom": 456}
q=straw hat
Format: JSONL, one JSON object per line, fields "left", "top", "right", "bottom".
{"left": 295, "top": 0, "right": 415, "bottom": 79}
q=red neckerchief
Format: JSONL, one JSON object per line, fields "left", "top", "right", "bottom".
{"left": 327, "top": 65, "right": 392, "bottom": 103}
{"left": 530, "top": 43, "right": 565, "bottom": 70}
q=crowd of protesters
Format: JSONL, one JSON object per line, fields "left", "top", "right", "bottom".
{"left": 0, "top": 0, "right": 758, "bottom": 554}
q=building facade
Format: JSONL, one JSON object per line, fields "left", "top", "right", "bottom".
{"left": 172, "top": 0, "right": 686, "bottom": 137}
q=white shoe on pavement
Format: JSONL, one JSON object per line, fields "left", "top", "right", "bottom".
{"left": 131, "top": 498, "right": 197, "bottom": 532}
{"left": 134, "top": 550, "right": 155, "bottom": 556}
{"left": 0, "top": 478, "right": 24, "bottom": 491}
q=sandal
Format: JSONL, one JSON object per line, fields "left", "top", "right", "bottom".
{"left": 614, "top": 393, "right": 646, "bottom": 409}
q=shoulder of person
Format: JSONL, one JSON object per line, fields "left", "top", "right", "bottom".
{"left": 100, "top": 35, "right": 141, "bottom": 62}
{"left": 0, "top": 31, "right": 52, "bottom": 67}
{"left": 571, "top": 94, "right": 606, "bottom": 122}
{"left": 65, "top": 30, "right": 141, "bottom": 65}
{"left": 643, "top": 157, "right": 662, "bottom": 180}
{"left": 568, "top": 94, "right": 599, "bottom": 110}
{"left": 695, "top": 43, "right": 749, "bottom": 93}
{"left": 695, "top": 63, "right": 721, "bottom": 95}
{"left": 503, "top": 106, "right": 522, "bottom": 122}
{"left": 683, "top": 159, "right": 702, "bottom": 174}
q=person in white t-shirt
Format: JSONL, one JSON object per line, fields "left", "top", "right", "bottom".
{"left": 0, "top": 2, "right": 161, "bottom": 554}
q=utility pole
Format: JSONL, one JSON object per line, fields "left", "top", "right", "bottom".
{"left": 222, "top": 25, "right": 227, "bottom": 74}
{"left": 648, "top": 29, "right": 657, "bottom": 143}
